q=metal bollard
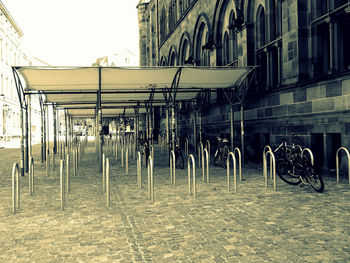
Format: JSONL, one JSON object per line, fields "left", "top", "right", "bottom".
{"left": 106, "top": 158, "right": 110, "bottom": 208}
{"left": 46, "top": 149, "right": 50, "bottom": 177}
{"left": 121, "top": 146, "right": 124, "bottom": 168}
{"left": 102, "top": 153, "right": 106, "bottom": 192}
{"left": 263, "top": 145, "right": 273, "bottom": 185}
{"left": 73, "top": 149, "right": 77, "bottom": 177}
{"left": 227, "top": 152, "right": 237, "bottom": 193}
{"left": 66, "top": 154, "right": 70, "bottom": 194}
{"left": 205, "top": 140, "right": 210, "bottom": 163}
{"left": 147, "top": 156, "right": 154, "bottom": 203}
{"left": 185, "top": 138, "right": 189, "bottom": 157}
{"left": 151, "top": 145, "right": 154, "bottom": 165}
{"left": 60, "top": 159, "right": 65, "bottom": 210}
{"left": 126, "top": 148, "right": 129, "bottom": 174}
{"left": 336, "top": 147, "right": 350, "bottom": 184}
{"left": 115, "top": 142, "right": 118, "bottom": 163}
{"left": 188, "top": 154, "right": 196, "bottom": 198}
{"left": 12, "top": 163, "right": 20, "bottom": 214}
{"left": 52, "top": 149, "right": 55, "bottom": 171}
{"left": 198, "top": 142, "right": 203, "bottom": 168}
{"left": 264, "top": 150, "right": 277, "bottom": 190}
{"left": 234, "top": 147, "right": 242, "bottom": 181}
{"left": 170, "top": 150, "right": 176, "bottom": 186}
{"left": 29, "top": 157, "right": 34, "bottom": 196}
{"left": 203, "top": 148, "right": 209, "bottom": 183}
{"left": 137, "top": 151, "right": 142, "bottom": 188}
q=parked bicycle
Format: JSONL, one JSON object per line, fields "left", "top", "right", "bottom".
{"left": 214, "top": 136, "right": 230, "bottom": 168}
{"left": 168, "top": 138, "right": 184, "bottom": 169}
{"left": 274, "top": 135, "right": 324, "bottom": 192}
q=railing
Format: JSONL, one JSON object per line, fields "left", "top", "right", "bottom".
{"left": 137, "top": 151, "right": 142, "bottom": 189}
{"left": 12, "top": 163, "right": 20, "bottom": 214}
{"left": 29, "top": 157, "right": 34, "bottom": 196}
{"left": 106, "top": 158, "right": 110, "bottom": 208}
{"left": 170, "top": 150, "right": 176, "bottom": 186}
{"left": 147, "top": 156, "right": 154, "bottom": 203}
{"left": 60, "top": 159, "right": 65, "bottom": 210}
{"left": 226, "top": 152, "right": 237, "bottom": 193}
{"left": 188, "top": 154, "right": 196, "bottom": 198}
{"left": 263, "top": 146, "right": 276, "bottom": 190}
{"left": 336, "top": 147, "right": 350, "bottom": 184}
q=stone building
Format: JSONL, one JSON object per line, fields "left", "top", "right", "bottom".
{"left": 137, "top": 0, "right": 350, "bottom": 171}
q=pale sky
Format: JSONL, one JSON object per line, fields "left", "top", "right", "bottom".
{"left": 1, "top": 0, "right": 140, "bottom": 66}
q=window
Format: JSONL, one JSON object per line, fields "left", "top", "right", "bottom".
{"left": 160, "top": 7, "right": 167, "bottom": 42}
{"left": 223, "top": 32, "right": 230, "bottom": 65}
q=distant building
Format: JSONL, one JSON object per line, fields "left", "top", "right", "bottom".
{"left": 138, "top": 0, "right": 350, "bottom": 171}
{"left": 0, "top": 1, "right": 41, "bottom": 146}
{"left": 92, "top": 49, "right": 138, "bottom": 67}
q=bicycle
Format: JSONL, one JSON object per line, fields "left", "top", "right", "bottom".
{"left": 213, "top": 136, "right": 230, "bottom": 168}
{"left": 274, "top": 135, "right": 324, "bottom": 192}
{"left": 168, "top": 139, "right": 184, "bottom": 169}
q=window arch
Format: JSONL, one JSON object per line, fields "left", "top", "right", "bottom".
{"left": 160, "top": 7, "right": 167, "bottom": 42}
{"left": 194, "top": 18, "right": 211, "bottom": 66}
{"left": 223, "top": 32, "right": 230, "bottom": 65}
{"left": 168, "top": 47, "right": 177, "bottom": 66}
{"left": 256, "top": 5, "right": 266, "bottom": 49}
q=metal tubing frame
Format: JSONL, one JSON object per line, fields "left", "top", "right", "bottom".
{"left": 66, "top": 154, "right": 70, "bottom": 194}
{"left": 170, "top": 150, "right": 176, "bottom": 186}
{"left": 203, "top": 148, "right": 209, "bottom": 183}
{"left": 106, "top": 158, "right": 110, "bottom": 208}
{"left": 227, "top": 152, "right": 237, "bottom": 193}
{"left": 46, "top": 148, "right": 50, "bottom": 177}
{"left": 264, "top": 150, "right": 277, "bottom": 190}
{"left": 198, "top": 141, "right": 203, "bottom": 168}
{"left": 126, "top": 147, "right": 129, "bottom": 174}
{"left": 12, "top": 163, "right": 20, "bottom": 214}
{"left": 102, "top": 153, "right": 106, "bottom": 192}
{"left": 147, "top": 156, "right": 154, "bottom": 203}
{"left": 60, "top": 159, "right": 65, "bottom": 210}
{"left": 137, "top": 151, "right": 142, "bottom": 188}
{"left": 336, "top": 147, "right": 350, "bottom": 184}
{"left": 187, "top": 154, "right": 196, "bottom": 198}
{"left": 234, "top": 147, "right": 242, "bottom": 181}
{"left": 185, "top": 138, "right": 189, "bottom": 157}
{"left": 29, "top": 157, "right": 34, "bottom": 196}
{"left": 121, "top": 145, "right": 124, "bottom": 167}
{"left": 205, "top": 140, "right": 210, "bottom": 163}
{"left": 301, "top": 148, "right": 314, "bottom": 166}
{"left": 263, "top": 145, "right": 272, "bottom": 186}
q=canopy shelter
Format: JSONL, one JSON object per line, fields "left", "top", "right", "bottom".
{"left": 12, "top": 66, "right": 254, "bottom": 175}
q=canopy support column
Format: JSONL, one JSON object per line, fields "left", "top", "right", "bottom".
{"left": 25, "top": 99, "right": 29, "bottom": 173}
{"left": 39, "top": 96, "right": 45, "bottom": 163}
{"left": 98, "top": 67, "right": 103, "bottom": 172}
{"left": 53, "top": 105, "right": 57, "bottom": 154}
{"left": 28, "top": 94, "right": 32, "bottom": 159}
{"left": 230, "top": 104, "right": 234, "bottom": 151}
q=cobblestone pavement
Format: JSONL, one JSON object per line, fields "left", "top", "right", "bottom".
{"left": 0, "top": 143, "right": 350, "bottom": 262}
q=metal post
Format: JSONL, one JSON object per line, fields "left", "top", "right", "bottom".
{"left": 28, "top": 95, "right": 32, "bottom": 159}
{"left": 46, "top": 148, "right": 50, "bottom": 177}
{"left": 171, "top": 106, "right": 176, "bottom": 155}
{"left": 12, "top": 163, "right": 20, "bottom": 214}
{"left": 205, "top": 140, "right": 210, "bottom": 164}
{"left": 166, "top": 108, "right": 169, "bottom": 146}
{"left": 137, "top": 151, "right": 142, "bottom": 188}
{"left": 336, "top": 147, "right": 350, "bottom": 184}
{"left": 147, "top": 156, "right": 154, "bottom": 203}
{"left": 102, "top": 153, "right": 106, "bottom": 192}
{"left": 199, "top": 110, "right": 202, "bottom": 146}
{"left": 53, "top": 106, "right": 57, "bottom": 154}
{"left": 29, "top": 157, "right": 34, "bottom": 196}
{"left": 265, "top": 150, "right": 276, "bottom": 191}
{"left": 263, "top": 145, "right": 272, "bottom": 188}
{"left": 126, "top": 147, "right": 129, "bottom": 174}
{"left": 25, "top": 102, "right": 29, "bottom": 174}
{"left": 193, "top": 112, "right": 197, "bottom": 154}
{"left": 230, "top": 104, "right": 234, "bottom": 151}
{"left": 203, "top": 148, "right": 209, "bottom": 183}
{"left": 234, "top": 147, "right": 242, "bottom": 181}
{"left": 227, "top": 152, "right": 237, "bottom": 193}
{"left": 66, "top": 154, "right": 70, "bottom": 194}
{"left": 20, "top": 106, "right": 25, "bottom": 177}
{"left": 170, "top": 150, "right": 176, "bottom": 186}
{"left": 106, "top": 158, "right": 110, "bottom": 208}
{"left": 187, "top": 154, "right": 196, "bottom": 198}
{"left": 60, "top": 159, "right": 65, "bottom": 210}
{"left": 240, "top": 104, "right": 244, "bottom": 163}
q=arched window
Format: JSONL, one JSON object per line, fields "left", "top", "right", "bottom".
{"left": 229, "top": 10, "right": 238, "bottom": 62}
{"left": 179, "top": 39, "right": 190, "bottom": 65}
{"left": 195, "top": 21, "right": 210, "bottom": 66}
{"left": 223, "top": 32, "right": 230, "bottom": 65}
{"left": 169, "top": 49, "right": 177, "bottom": 66}
{"left": 256, "top": 6, "right": 266, "bottom": 49}
{"left": 160, "top": 7, "right": 167, "bottom": 42}
{"left": 255, "top": 5, "right": 267, "bottom": 88}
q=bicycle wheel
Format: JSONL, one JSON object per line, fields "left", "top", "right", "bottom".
{"left": 176, "top": 150, "right": 184, "bottom": 169}
{"left": 276, "top": 159, "right": 301, "bottom": 185}
{"left": 221, "top": 146, "right": 229, "bottom": 168}
{"left": 304, "top": 166, "right": 324, "bottom": 193}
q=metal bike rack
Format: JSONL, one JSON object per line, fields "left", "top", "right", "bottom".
{"left": 60, "top": 159, "right": 65, "bottom": 211}
{"left": 263, "top": 149, "right": 277, "bottom": 191}
{"left": 185, "top": 138, "right": 189, "bottom": 157}
{"left": 106, "top": 158, "right": 110, "bottom": 208}
{"left": 12, "top": 163, "right": 20, "bottom": 214}
{"left": 52, "top": 149, "right": 55, "bottom": 171}
{"left": 66, "top": 154, "right": 70, "bottom": 194}
{"left": 170, "top": 150, "right": 176, "bottom": 186}
{"left": 126, "top": 147, "right": 129, "bottom": 174}
{"left": 29, "top": 157, "right": 34, "bottom": 196}
{"left": 121, "top": 145, "right": 124, "bottom": 167}
{"left": 102, "top": 153, "right": 106, "bottom": 192}
{"left": 46, "top": 149, "right": 50, "bottom": 177}
{"left": 115, "top": 141, "right": 118, "bottom": 162}
{"left": 202, "top": 148, "right": 209, "bottom": 183}
{"left": 198, "top": 142, "right": 203, "bottom": 168}
{"left": 147, "top": 156, "right": 154, "bottom": 203}
{"left": 263, "top": 145, "right": 273, "bottom": 181}
{"left": 205, "top": 140, "right": 210, "bottom": 163}
{"left": 75, "top": 145, "right": 79, "bottom": 172}
{"left": 336, "top": 147, "right": 350, "bottom": 184}
{"left": 226, "top": 152, "right": 237, "bottom": 193}
{"left": 188, "top": 154, "right": 196, "bottom": 198}
{"left": 301, "top": 148, "right": 314, "bottom": 166}
{"left": 73, "top": 148, "right": 77, "bottom": 177}
{"left": 151, "top": 145, "right": 154, "bottom": 165}
{"left": 137, "top": 151, "right": 142, "bottom": 189}
{"left": 234, "top": 147, "right": 242, "bottom": 181}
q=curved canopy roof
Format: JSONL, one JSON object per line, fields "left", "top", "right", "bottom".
{"left": 14, "top": 66, "right": 253, "bottom": 118}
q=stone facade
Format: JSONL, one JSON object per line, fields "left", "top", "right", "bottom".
{"left": 137, "top": 0, "right": 350, "bottom": 171}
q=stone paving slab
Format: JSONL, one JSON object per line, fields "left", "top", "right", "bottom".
{"left": 0, "top": 144, "right": 350, "bottom": 262}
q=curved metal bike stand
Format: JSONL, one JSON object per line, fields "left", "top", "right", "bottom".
{"left": 198, "top": 142, "right": 204, "bottom": 168}
{"left": 66, "top": 154, "right": 70, "bottom": 194}
{"left": 106, "top": 158, "right": 110, "bottom": 208}
{"left": 115, "top": 141, "right": 118, "bottom": 162}
{"left": 72, "top": 148, "right": 76, "bottom": 177}
{"left": 234, "top": 147, "right": 242, "bottom": 181}
{"left": 263, "top": 145, "right": 273, "bottom": 182}
{"left": 226, "top": 152, "right": 237, "bottom": 193}
{"left": 187, "top": 154, "right": 196, "bottom": 198}
{"left": 102, "top": 153, "right": 106, "bottom": 192}
{"left": 151, "top": 145, "right": 154, "bottom": 166}
{"left": 52, "top": 148, "right": 55, "bottom": 171}
{"left": 46, "top": 149, "right": 50, "bottom": 177}
{"left": 301, "top": 148, "right": 314, "bottom": 166}
{"left": 147, "top": 156, "right": 154, "bottom": 203}
{"left": 126, "top": 147, "right": 129, "bottom": 174}
{"left": 137, "top": 151, "right": 142, "bottom": 189}
{"left": 170, "top": 150, "right": 176, "bottom": 186}
{"left": 205, "top": 140, "right": 210, "bottom": 163}
{"left": 60, "top": 159, "right": 65, "bottom": 211}
{"left": 336, "top": 147, "right": 350, "bottom": 184}
{"left": 121, "top": 146, "right": 124, "bottom": 168}
{"left": 12, "top": 163, "right": 20, "bottom": 214}
{"left": 29, "top": 157, "right": 34, "bottom": 196}
{"left": 185, "top": 138, "right": 189, "bottom": 157}
{"left": 264, "top": 150, "right": 277, "bottom": 190}
{"left": 202, "top": 148, "right": 209, "bottom": 183}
